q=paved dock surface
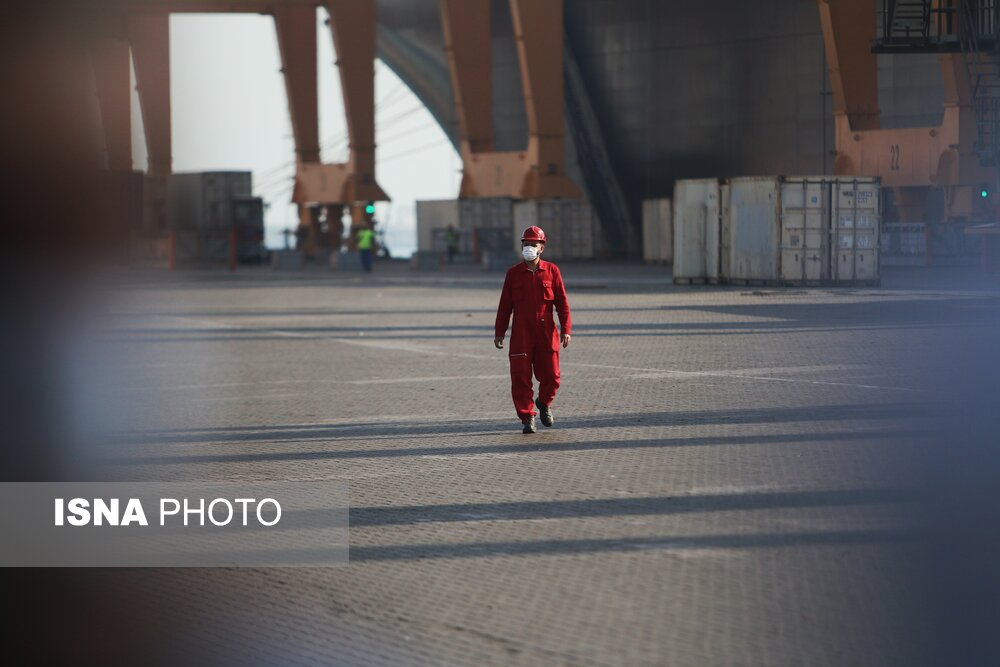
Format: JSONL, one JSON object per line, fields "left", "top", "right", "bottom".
{"left": 78, "top": 262, "right": 1000, "bottom": 666}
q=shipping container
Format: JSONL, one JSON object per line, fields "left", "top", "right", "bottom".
{"left": 724, "top": 178, "right": 782, "bottom": 281}
{"left": 882, "top": 222, "right": 928, "bottom": 266}
{"left": 672, "top": 179, "right": 721, "bottom": 282}
{"left": 167, "top": 171, "right": 252, "bottom": 230}
{"left": 779, "top": 178, "right": 830, "bottom": 282}
{"left": 674, "top": 175, "right": 880, "bottom": 285}
{"left": 415, "top": 200, "right": 461, "bottom": 253}
{"left": 830, "top": 178, "right": 880, "bottom": 282}
{"left": 232, "top": 197, "right": 266, "bottom": 263}
{"left": 416, "top": 198, "right": 513, "bottom": 255}
{"left": 642, "top": 198, "right": 672, "bottom": 263}
{"left": 512, "top": 199, "right": 595, "bottom": 260}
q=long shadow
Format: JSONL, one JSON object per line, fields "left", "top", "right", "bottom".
{"left": 106, "top": 428, "right": 919, "bottom": 467}
{"left": 109, "top": 403, "right": 926, "bottom": 447}
{"left": 219, "top": 529, "right": 915, "bottom": 564}
{"left": 103, "top": 297, "right": 1000, "bottom": 345}
{"left": 155, "top": 487, "right": 914, "bottom": 537}
{"left": 348, "top": 529, "right": 916, "bottom": 562}
{"left": 106, "top": 313, "right": 992, "bottom": 337}
{"left": 103, "top": 321, "right": 988, "bottom": 345}
{"left": 348, "top": 487, "right": 915, "bottom": 527}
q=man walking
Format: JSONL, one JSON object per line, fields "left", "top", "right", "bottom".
{"left": 494, "top": 226, "right": 572, "bottom": 433}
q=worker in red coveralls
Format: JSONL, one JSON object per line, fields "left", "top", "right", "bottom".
{"left": 494, "top": 226, "right": 572, "bottom": 433}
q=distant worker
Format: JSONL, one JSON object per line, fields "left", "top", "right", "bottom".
{"left": 445, "top": 225, "right": 459, "bottom": 264}
{"left": 494, "top": 226, "right": 572, "bottom": 434}
{"left": 357, "top": 223, "right": 376, "bottom": 273}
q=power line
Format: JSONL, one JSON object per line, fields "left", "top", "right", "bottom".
{"left": 380, "top": 139, "right": 450, "bottom": 163}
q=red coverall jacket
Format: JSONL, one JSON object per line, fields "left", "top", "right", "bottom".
{"left": 494, "top": 260, "right": 572, "bottom": 420}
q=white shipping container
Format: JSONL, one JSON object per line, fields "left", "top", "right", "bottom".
{"left": 780, "top": 178, "right": 832, "bottom": 282}
{"left": 513, "top": 199, "right": 595, "bottom": 260}
{"left": 459, "top": 197, "right": 513, "bottom": 230}
{"left": 724, "top": 177, "right": 781, "bottom": 281}
{"left": 416, "top": 200, "right": 461, "bottom": 253}
{"left": 672, "top": 179, "right": 721, "bottom": 281}
{"left": 831, "top": 178, "right": 879, "bottom": 281}
{"left": 642, "top": 198, "right": 673, "bottom": 263}
{"left": 418, "top": 198, "right": 515, "bottom": 255}
{"left": 168, "top": 171, "right": 253, "bottom": 231}
{"left": 674, "top": 175, "right": 880, "bottom": 285}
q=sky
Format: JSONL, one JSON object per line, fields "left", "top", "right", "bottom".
{"left": 129, "top": 11, "right": 460, "bottom": 257}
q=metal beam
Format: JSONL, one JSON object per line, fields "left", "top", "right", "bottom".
{"left": 438, "top": 0, "right": 493, "bottom": 154}
{"left": 509, "top": 0, "right": 579, "bottom": 198}
{"left": 438, "top": 0, "right": 579, "bottom": 199}
{"left": 816, "top": 0, "right": 880, "bottom": 131}
{"left": 326, "top": 0, "right": 387, "bottom": 203}
{"left": 273, "top": 4, "right": 320, "bottom": 165}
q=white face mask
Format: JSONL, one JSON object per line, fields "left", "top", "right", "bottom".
{"left": 522, "top": 245, "right": 539, "bottom": 261}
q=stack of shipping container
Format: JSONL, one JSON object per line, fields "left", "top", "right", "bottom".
{"left": 415, "top": 197, "right": 598, "bottom": 269}
{"left": 673, "top": 176, "right": 881, "bottom": 286}
{"left": 167, "top": 171, "right": 265, "bottom": 265}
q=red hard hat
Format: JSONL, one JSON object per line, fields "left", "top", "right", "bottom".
{"left": 521, "top": 226, "right": 546, "bottom": 244}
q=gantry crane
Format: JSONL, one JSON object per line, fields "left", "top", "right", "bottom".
{"left": 817, "top": 0, "right": 1000, "bottom": 234}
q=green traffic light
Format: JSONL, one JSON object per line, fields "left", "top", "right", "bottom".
{"left": 365, "top": 203, "right": 376, "bottom": 214}
{"left": 982, "top": 189, "right": 989, "bottom": 199}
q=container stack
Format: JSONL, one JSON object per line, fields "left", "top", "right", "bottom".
{"left": 641, "top": 198, "right": 673, "bottom": 263}
{"left": 673, "top": 176, "right": 881, "bottom": 286}
{"left": 673, "top": 179, "right": 722, "bottom": 283}
{"left": 513, "top": 199, "right": 596, "bottom": 261}
{"left": 164, "top": 171, "right": 264, "bottom": 265}
{"left": 415, "top": 198, "right": 514, "bottom": 265}
{"left": 168, "top": 171, "right": 253, "bottom": 231}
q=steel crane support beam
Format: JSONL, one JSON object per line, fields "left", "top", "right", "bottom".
{"left": 818, "top": 0, "right": 994, "bottom": 218}
{"left": 92, "top": 36, "right": 133, "bottom": 171}
{"left": 509, "top": 0, "right": 578, "bottom": 199}
{"left": 817, "top": 0, "right": 880, "bottom": 131}
{"left": 439, "top": 0, "right": 493, "bottom": 155}
{"left": 439, "top": 0, "right": 579, "bottom": 199}
{"left": 273, "top": 4, "right": 320, "bottom": 165}
{"left": 128, "top": 13, "right": 172, "bottom": 177}
{"left": 326, "top": 0, "right": 387, "bottom": 204}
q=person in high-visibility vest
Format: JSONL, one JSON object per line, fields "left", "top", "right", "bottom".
{"left": 357, "top": 223, "right": 376, "bottom": 272}
{"left": 494, "top": 226, "right": 572, "bottom": 433}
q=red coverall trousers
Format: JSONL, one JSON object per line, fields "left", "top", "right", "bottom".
{"left": 495, "top": 260, "right": 572, "bottom": 422}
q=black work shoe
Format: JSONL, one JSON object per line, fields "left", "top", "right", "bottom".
{"left": 535, "top": 399, "right": 553, "bottom": 427}
{"left": 522, "top": 416, "right": 537, "bottom": 434}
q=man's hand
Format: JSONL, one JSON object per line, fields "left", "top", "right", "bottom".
{"left": 562, "top": 334, "right": 572, "bottom": 349}
{"left": 494, "top": 337, "right": 504, "bottom": 349}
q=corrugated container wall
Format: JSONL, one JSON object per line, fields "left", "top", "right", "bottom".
{"left": 831, "top": 178, "right": 880, "bottom": 282}
{"left": 780, "top": 177, "right": 880, "bottom": 283}
{"left": 642, "top": 199, "right": 672, "bottom": 263}
{"left": 779, "top": 178, "right": 831, "bottom": 282}
{"left": 417, "top": 198, "right": 513, "bottom": 253}
{"left": 513, "top": 200, "right": 596, "bottom": 260}
{"left": 724, "top": 177, "right": 782, "bottom": 282}
{"left": 416, "top": 200, "right": 461, "bottom": 253}
{"left": 167, "top": 171, "right": 252, "bottom": 230}
{"left": 673, "top": 176, "right": 880, "bottom": 285}
{"left": 672, "top": 179, "right": 721, "bottom": 282}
